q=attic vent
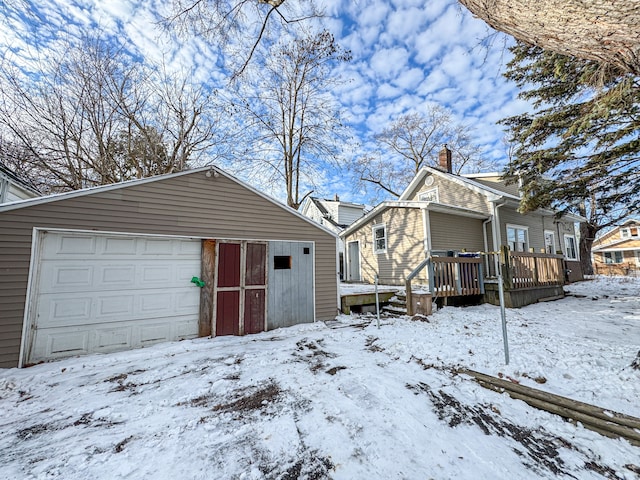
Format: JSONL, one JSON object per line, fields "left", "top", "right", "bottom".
{"left": 424, "top": 175, "right": 434, "bottom": 186}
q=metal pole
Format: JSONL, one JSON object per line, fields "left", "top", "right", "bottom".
{"left": 497, "top": 272, "right": 509, "bottom": 365}
{"left": 375, "top": 274, "right": 380, "bottom": 329}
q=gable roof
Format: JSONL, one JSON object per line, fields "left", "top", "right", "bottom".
{"left": 0, "top": 166, "right": 339, "bottom": 238}
{"left": 340, "top": 200, "right": 489, "bottom": 238}
{"left": 592, "top": 219, "right": 640, "bottom": 247}
{"left": 399, "top": 166, "right": 520, "bottom": 202}
{"left": 0, "top": 164, "right": 40, "bottom": 195}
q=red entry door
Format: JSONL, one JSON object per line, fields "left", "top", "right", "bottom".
{"left": 215, "top": 242, "right": 266, "bottom": 336}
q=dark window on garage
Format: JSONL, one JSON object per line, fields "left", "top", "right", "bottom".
{"left": 274, "top": 256, "right": 291, "bottom": 269}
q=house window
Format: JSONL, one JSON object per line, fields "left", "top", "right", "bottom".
{"left": 372, "top": 224, "right": 387, "bottom": 254}
{"left": 507, "top": 225, "right": 528, "bottom": 252}
{"left": 621, "top": 227, "right": 639, "bottom": 238}
{"left": 564, "top": 235, "right": 578, "bottom": 260}
{"left": 604, "top": 251, "right": 623, "bottom": 264}
{"left": 544, "top": 230, "right": 556, "bottom": 254}
{"left": 419, "top": 187, "right": 439, "bottom": 203}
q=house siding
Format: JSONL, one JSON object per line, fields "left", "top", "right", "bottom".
{"left": 344, "top": 207, "right": 426, "bottom": 285}
{"left": 470, "top": 177, "right": 521, "bottom": 197}
{"left": 405, "top": 174, "right": 490, "bottom": 214}
{"left": 429, "top": 212, "right": 485, "bottom": 252}
{"left": 0, "top": 171, "right": 338, "bottom": 368}
{"left": 498, "top": 207, "right": 547, "bottom": 251}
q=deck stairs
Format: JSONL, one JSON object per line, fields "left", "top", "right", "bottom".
{"left": 381, "top": 292, "right": 408, "bottom": 317}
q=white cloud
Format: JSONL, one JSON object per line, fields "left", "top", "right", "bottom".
{"left": 392, "top": 67, "right": 424, "bottom": 90}
{"left": 369, "top": 46, "right": 410, "bottom": 79}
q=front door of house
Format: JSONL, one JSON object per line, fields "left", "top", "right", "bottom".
{"left": 347, "top": 241, "right": 360, "bottom": 281}
{"left": 215, "top": 242, "right": 267, "bottom": 336}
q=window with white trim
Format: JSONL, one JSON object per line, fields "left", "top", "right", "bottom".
{"left": 507, "top": 225, "right": 528, "bottom": 252}
{"left": 604, "top": 251, "right": 623, "bottom": 264}
{"left": 372, "top": 224, "right": 387, "bottom": 254}
{"left": 419, "top": 187, "right": 439, "bottom": 203}
{"left": 544, "top": 230, "right": 556, "bottom": 254}
{"left": 564, "top": 234, "right": 578, "bottom": 260}
{"left": 621, "top": 226, "right": 640, "bottom": 238}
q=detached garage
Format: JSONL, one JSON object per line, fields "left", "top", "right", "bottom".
{"left": 0, "top": 167, "right": 339, "bottom": 368}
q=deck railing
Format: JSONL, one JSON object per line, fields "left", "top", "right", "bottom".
{"left": 429, "top": 256, "right": 484, "bottom": 298}
{"left": 405, "top": 248, "right": 565, "bottom": 306}
{"left": 503, "top": 248, "right": 564, "bottom": 289}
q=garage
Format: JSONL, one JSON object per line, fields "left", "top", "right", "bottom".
{"left": 24, "top": 230, "right": 202, "bottom": 365}
{"left": 0, "top": 166, "right": 339, "bottom": 368}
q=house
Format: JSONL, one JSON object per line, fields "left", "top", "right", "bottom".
{"left": 591, "top": 219, "right": 640, "bottom": 275}
{"left": 0, "top": 164, "right": 40, "bottom": 203}
{"left": 341, "top": 147, "right": 584, "bottom": 306}
{"left": 0, "top": 166, "right": 339, "bottom": 368}
{"left": 300, "top": 195, "right": 366, "bottom": 279}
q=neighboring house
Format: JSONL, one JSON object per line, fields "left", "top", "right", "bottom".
{"left": 0, "top": 166, "right": 339, "bottom": 368}
{"left": 591, "top": 219, "right": 640, "bottom": 275}
{"left": 341, "top": 147, "right": 584, "bottom": 303}
{"left": 0, "top": 164, "right": 40, "bottom": 203}
{"left": 300, "top": 195, "right": 366, "bottom": 279}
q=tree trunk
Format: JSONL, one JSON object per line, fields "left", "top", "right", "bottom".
{"left": 458, "top": 0, "right": 640, "bottom": 75}
{"left": 579, "top": 222, "right": 597, "bottom": 276}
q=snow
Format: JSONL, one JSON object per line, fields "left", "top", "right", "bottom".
{"left": 1, "top": 276, "right": 639, "bottom": 479}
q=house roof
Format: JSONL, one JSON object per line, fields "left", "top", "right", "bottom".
{"left": 593, "top": 219, "right": 640, "bottom": 246}
{"left": 399, "top": 166, "right": 586, "bottom": 223}
{"left": 308, "top": 197, "right": 343, "bottom": 229}
{"left": 0, "top": 163, "right": 41, "bottom": 195}
{"left": 340, "top": 200, "right": 489, "bottom": 238}
{"left": 400, "top": 166, "right": 519, "bottom": 203}
{"left": 0, "top": 166, "right": 339, "bottom": 238}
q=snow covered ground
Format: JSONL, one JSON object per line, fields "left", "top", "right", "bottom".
{"left": 1, "top": 276, "right": 638, "bottom": 479}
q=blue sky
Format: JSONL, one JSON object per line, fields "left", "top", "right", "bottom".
{"left": 0, "top": 0, "right": 530, "bottom": 205}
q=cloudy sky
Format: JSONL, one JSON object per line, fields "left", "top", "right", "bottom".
{"left": 1, "top": 0, "right": 530, "bottom": 204}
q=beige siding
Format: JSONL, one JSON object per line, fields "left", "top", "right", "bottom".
{"left": 0, "top": 171, "right": 338, "bottom": 368}
{"left": 497, "top": 207, "right": 546, "bottom": 252}
{"left": 470, "top": 177, "right": 521, "bottom": 197}
{"left": 429, "top": 212, "right": 485, "bottom": 252}
{"left": 405, "top": 174, "right": 490, "bottom": 214}
{"left": 344, "top": 207, "right": 426, "bottom": 285}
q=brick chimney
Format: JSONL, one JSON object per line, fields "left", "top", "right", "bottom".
{"left": 438, "top": 144, "right": 452, "bottom": 173}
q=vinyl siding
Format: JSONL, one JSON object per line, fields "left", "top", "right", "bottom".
{"left": 469, "top": 177, "right": 521, "bottom": 197}
{"left": 337, "top": 205, "right": 365, "bottom": 226}
{"left": 0, "top": 171, "right": 338, "bottom": 368}
{"left": 429, "top": 212, "right": 485, "bottom": 252}
{"left": 405, "top": 174, "right": 490, "bottom": 214}
{"left": 344, "top": 207, "right": 426, "bottom": 285}
{"left": 497, "top": 207, "right": 546, "bottom": 252}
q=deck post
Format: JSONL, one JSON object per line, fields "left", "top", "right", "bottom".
{"left": 405, "top": 280, "right": 413, "bottom": 316}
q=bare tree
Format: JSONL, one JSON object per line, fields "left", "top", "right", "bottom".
{"left": 459, "top": 0, "right": 640, "bottom": 76}
{"left": 163, "top": 0, "right": 321, "bottom": 79}
{"left": 354, "top": 107, "right": 488, "bottom": 199}
{"left": 232, "top": 30, "right": 351, "bottom": 209}
{"left": 0, "top": 36, "right": 225, "bottom": 191}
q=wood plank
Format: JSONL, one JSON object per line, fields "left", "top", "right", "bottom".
{"left": 199, "top": 239, "right": 216, "bottom": 337}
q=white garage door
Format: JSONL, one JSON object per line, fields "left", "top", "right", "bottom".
{"left": 25, "top": 231, "right": 202, "bottom": 365}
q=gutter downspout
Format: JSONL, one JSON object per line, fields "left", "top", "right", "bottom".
{"left": 482, "top": 215, "right": 493, "bottom": 274}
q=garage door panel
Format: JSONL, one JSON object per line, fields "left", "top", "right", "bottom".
{"left": 102, "top": 266, "right": 136, "bottom": 285}
{"left": 98, "top": 295, "right": 135, "bottom": 317}
{"left": 27, "top": 232, "right": 201, "bottom": 364}
{"left": 32, "top": 329, "right": 90, "bottom": 361}
{"left": 56, "top": 234, "right": 97, "bottom": 256}
{"left": 139, "top": 292, "right": 173, "bottom": 314}
{"left": 103, "top": 237, "right": 137, "bottom": 255}
{"left": 95, "top": 326, "right": 132, "bottom": 350}
{"left": 139, "top": 323, "right": 171, "bottom": 344}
